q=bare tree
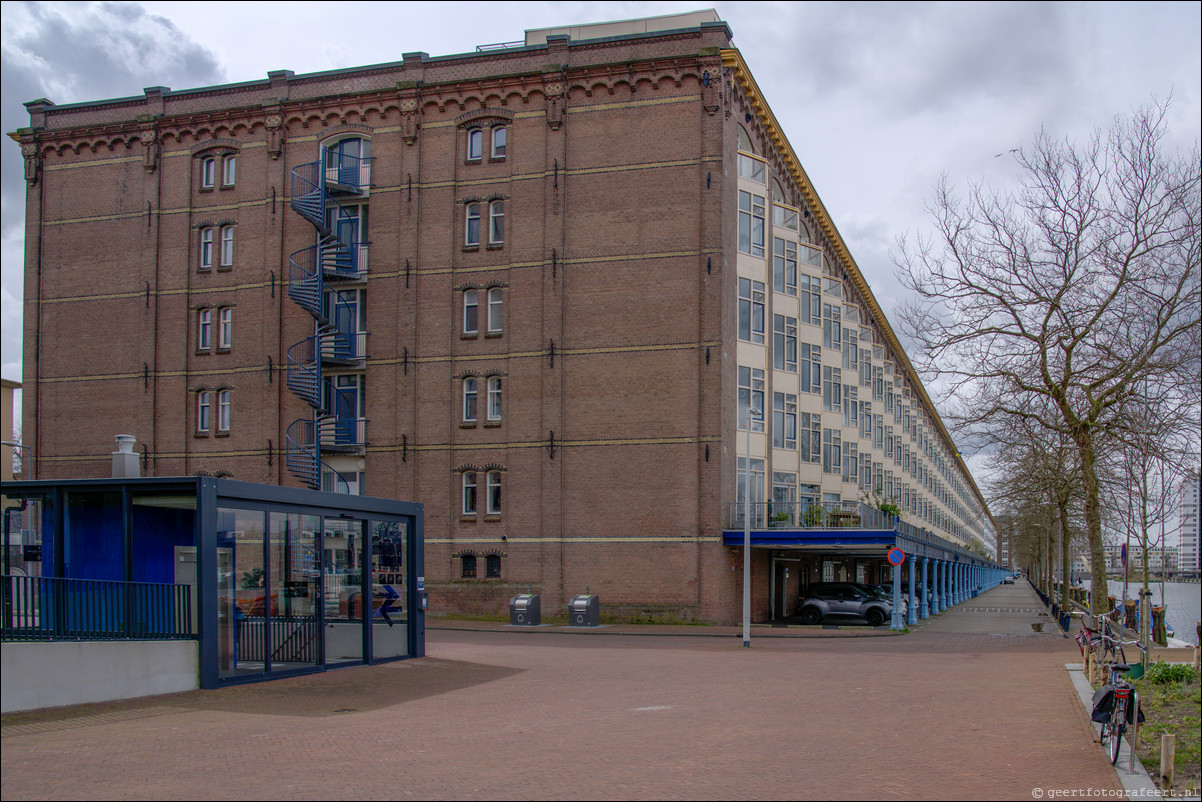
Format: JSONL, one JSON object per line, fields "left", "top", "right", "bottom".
{"left": 896, "top": 100, "right": 1201, "bottom": 616}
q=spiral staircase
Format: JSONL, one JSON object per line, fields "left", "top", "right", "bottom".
{"left": 284, "top": 148, "right": 371, "bottom": 491}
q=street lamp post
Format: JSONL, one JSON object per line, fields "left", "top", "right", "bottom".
{"left": 743, "top": 407, "right": 761, "bottom": 648}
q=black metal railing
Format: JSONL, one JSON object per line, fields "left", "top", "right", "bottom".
{"left": 1, "top": 575, "right": 193, "bottom": 642}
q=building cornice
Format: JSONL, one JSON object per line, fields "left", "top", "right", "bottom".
{"left": 721, "top": 47, "right": 991, "bottom": 524}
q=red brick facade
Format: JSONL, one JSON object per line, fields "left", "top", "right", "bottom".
{"left": 12, "top": 17, "right": 991, "bottom": 624}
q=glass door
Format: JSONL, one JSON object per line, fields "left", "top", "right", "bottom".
{"left": 268, "top": 513, "right": 321, "bottom": 673}
{"left": 322, "top": 517, "right": 365, "bottom": 665}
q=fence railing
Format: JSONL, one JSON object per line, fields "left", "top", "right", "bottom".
{"left": 1, "top": 575, "right": 194, "bottom": 642}
{"left": 727, "top": 501, "right": 896, "bottom": 531}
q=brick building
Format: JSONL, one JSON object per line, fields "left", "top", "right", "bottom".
{"left": 11, "top": 11, "right": 994, "bottom": 624}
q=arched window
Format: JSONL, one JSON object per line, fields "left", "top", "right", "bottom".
{"left": 197, "top": 391, "right": 211, "bottom": 433}
{"left": 487, "top": 376, "right": 502, "bottom": 422}
{"left": 462, "top": 472, "right": 478, "bottom": 516}
{"left": 487, "top": 287, "right": 503, "bottom": 333}
{"left": 200, "top": 228, "right": 214, "bottom": 269}
{"left": 220, "top": 225, "right": 235, "bottom": 267}
{"left": 201, "top": 157, "right": 216, "bottom": 188}
{"left": 463, "top": 289, "right": 479, "bottom": 334}
{"left": 467, "top": 128, "right": 483, "bottom": 161}
{"left": 491, "top": 126, "right": 507, "bottom": 159}
{"left": 486, "top": 471, "right": 502, "bottom": 516}
{"left": 485, "top": 554, "right": 501, "bottom": 578}
{"left": 465, "top": 203, "right": 481, "bottom": 246}
{"left": 197, "top": 309, "right": 212, "bottom": 351}
{"left": 488, "top": 200, "right": 504, "bottom": 245}
{"left": 463, "top": 378, "right": 478, "bottom": 422}
{"left": 461, "top": 554, "right": 477, "bottom": 578}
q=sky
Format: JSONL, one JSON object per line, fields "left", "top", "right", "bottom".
{"left": 2, "top": 0, "right": 1200, "bottom": 503}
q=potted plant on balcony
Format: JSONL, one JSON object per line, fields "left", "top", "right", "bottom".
{"left": 801, "top": 505, "right": 825, "bottom": 528}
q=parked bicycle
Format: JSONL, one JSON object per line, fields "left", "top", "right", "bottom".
{"left": 1072, "top": 608, "right": 1123, "bottom": 668}
{"left": 1090, "top": 636, "right": 1147, "bottom": 766}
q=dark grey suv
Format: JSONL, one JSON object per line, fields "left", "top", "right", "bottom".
{"left": 797, "top": 583, "right": 894, "bottom": 626}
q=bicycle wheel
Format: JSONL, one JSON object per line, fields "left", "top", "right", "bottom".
{"left": 1108, "top": 701, "right": 1125, "bottom": 765}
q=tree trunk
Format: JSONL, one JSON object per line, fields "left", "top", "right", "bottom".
{"left": 1078, "top": 430, "right": 1109, "bottom": 615}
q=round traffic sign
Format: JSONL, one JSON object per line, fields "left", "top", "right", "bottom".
{"left": 887, "top": 547, "right": 905, "bottom": 566}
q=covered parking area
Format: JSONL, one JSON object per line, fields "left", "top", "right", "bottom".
{"left": 722, "top": 519, "right": 1007, "bottom": 630}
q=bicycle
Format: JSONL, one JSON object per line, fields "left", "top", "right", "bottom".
{"left": 1073, "top": 608, "right": 1122, "bottom": 677}
{"left": 1092, "top": 637, "right": 1147, "bottom": 766}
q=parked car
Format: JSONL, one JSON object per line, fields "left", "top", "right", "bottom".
{"left": 1002, "top": 575, "right": 1015, "bottom": 584}
{"left": 797, "top": 583, "right": 895, "bottom": 627}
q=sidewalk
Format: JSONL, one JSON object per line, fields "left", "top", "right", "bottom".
{"left": 1, "top": 583, "right": 1132, "bottom": 801}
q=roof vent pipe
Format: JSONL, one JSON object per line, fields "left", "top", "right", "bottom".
{"left": 112, "top": 434, "right": 140, "bottom": 478}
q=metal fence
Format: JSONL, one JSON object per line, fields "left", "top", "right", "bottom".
{"left": 1, "top": 575, "right": 194, "bottom": 642}
{"left": 728, "top": 501, "right": 896, "bottom": 530}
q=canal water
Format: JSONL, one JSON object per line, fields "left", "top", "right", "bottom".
{"left": 1113, "top": 580, "right": 1201, "bottom": 645}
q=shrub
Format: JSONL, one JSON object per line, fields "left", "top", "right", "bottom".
{"left": 1144, "top": 662, "right": 1197, "bottom": 685}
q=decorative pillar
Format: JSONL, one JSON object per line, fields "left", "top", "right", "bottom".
{"left": 920, "top": 557, "right": 930, "bottom": 619}
{"left": 907, "top": 552, "right": 918, "bottom": 626}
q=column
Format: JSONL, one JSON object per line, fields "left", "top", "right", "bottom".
{"left": 907, "top": 552, "right": 918, "bottom": 626}
{"left": 920, "top": 557, "right": 930, "bottom": 619}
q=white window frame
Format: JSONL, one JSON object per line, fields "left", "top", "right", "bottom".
{"left": 197, "top": 391, "right": 211, "bottom": 433}
{"left": 738, "top": 190, "right": 766, "bottom": 257}
{"left": 486, "top": 471, "right": 502, "bottom": 516}
{"left": 491, "top": 126, "right": 507, "bottom": 158}
{"left": 738, "top": 278, "right": 766, "bottom": 344}
{"left": 487, "top": 376, "right": 502, "bottom": 421}
{"left": 465, "top": 203, "right": 481, "bottom": 246}
{"left": 463, "top": 289, "right": 479, "bottom": 334}
{"left": 462, "top": 472, "right": 478, "bottom": 516}
{"left": 200, "top": 228, "right": 213, "bottom": 269}
{"left": 197, "top": 309, "right": 212, "bottom": 351}
{"left": 467, "top": 128, "right": 483, "bottom": 161}
{"left": 222, "top": 154, "right": 236, "bottom": 187}
{"left": 201, "top": 157, "right": 215, "bottom": 189}
{"left": 463, "top": 378, "right": 478, "bottom": 422}
{"left": 220, "top": 225, "right": 234, "bottom": 267}
{"left": 218, "top": 307, "right": 233, "bottom": 350}
{"left": 217, "top": 390, "right": 231, "bottom": 432}
{"left": 488, "top": 200, "right": 504, "bottom": 245}
{"left": 487, "top": 287, "right": 503, "bottom": 333}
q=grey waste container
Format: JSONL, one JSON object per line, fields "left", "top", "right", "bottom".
{"left": 509, "top": 593, "right": 540, "bottom": 626}
{"left": 568, "top": 594, "right": 600, "bottom": 627}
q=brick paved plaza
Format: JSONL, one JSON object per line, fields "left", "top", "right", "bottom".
{"left": 1, "top": 584, "right": 1125, "bottom": 800}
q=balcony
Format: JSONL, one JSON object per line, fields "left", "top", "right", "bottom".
{"left": 728, "top": 501, "right": 896, "bottom": 531}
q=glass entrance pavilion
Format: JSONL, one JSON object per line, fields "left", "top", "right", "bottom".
{"left": 1, "top": 477, "right": 424, "bottom": 689}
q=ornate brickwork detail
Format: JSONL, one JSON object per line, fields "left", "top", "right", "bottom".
{"left": 140, "top": 128, "right": 159, "bottom": 173}
{"left": 545, "top": 83, "right": 565, "bottom": 131}
{"left": 265, "top": 114, "right": 284, "bottom": 160}
{"left": 21, "top": 143, "right": 41, "bottom": 185}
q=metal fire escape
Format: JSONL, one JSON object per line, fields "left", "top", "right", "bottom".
{"left": 285, "top": 147, "right": 371, "bottom": 491}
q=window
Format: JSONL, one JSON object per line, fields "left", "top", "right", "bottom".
{"left": 198, "top": 309, "right": 212, "bottom": 351}
{"left": 486, "top": 471, "right": 502, "bottom": 516}
{"left": 773, "top": 392, "right": 797, "bottom": 450}
{"left": 217, "top": 390, "right": 231, "bottom": 432}
{"left": 486, "top": 554, "right": 501, "bottom": 578}
{"left": 773, "top": 315, "right": 797, "bottom": 372}
{"left": 773, "top": 203, "right": 799, "bottom": 233}
{"left": 738, "top": 191, "right": 766, "bottom": 257}
{"left": 800, "top": 343, "right": 821, "bottom": 394}
{"left": 487, "top": 287, "right": 503, "bottom": 333}
{"left": 491, "top": 126, "right": 507, "bottom": 158}
{"left": 222, "top": 155, "right": 236, "bottom": 187}
{"left": 463, "top": 290, "right": 479, "bottom": 334}
{"left": 737, "top": 152, "right": 766, "bottom": 183}
{"left": 467, "top": 128, "right": 483, "bottom": 161}
{"left": 197, "top": 391, "right": 211, "bottom": 433}
{"left": 220, "top": 226, "right": 234, "bottom": 267}
{"left": 200, "top": 228, "right": 214, "bottom": 269}
{"left": 800, "top": 413, "right": 821, "bottom": 464}
{"left": 201, "top": 157, "right": 215, "bottom": 189}
{"left": 823, "top": 366, "right": 842, "bottom": 412}
{"left": 489, "top": 200, "right": 504, "bottom": 245}
{"left": 218, "top": 307, "right": 233, "bottom": 350}
{"left": 465, "top": 203, "right": 481, "bottom": 247}
{"left": 463, "top": 378, "right": 478, "bottom": 423}
{"left": 843, "top": 441, "right": 858, "bottom": 483}
{"left": 738, "top": 366, "right": 765, "bottom": 431}
{"left": 462, "top": 472, "right": 478, "bottom": 516}
{"left": 461, "top": 554, "right": 477, "bottom": 578}
{"left": 738, "top": 278, "right": 765, "bottom": 344}
{"left": 822, "top": 303, "right": 842, "bottom": 349}
{"left": 487, "top": 376, "right": 502, "bottom": 421}
{"left": 773, "top": 238, "right": 798, "bottom": 295}
{"left": 823, "top": 428, "right": 842, "bottom": 475}
{"left": 800, "top": 274, "right": 821, "bottom": 326}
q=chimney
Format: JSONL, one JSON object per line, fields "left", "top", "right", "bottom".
{"left": 112, "top": 434, "right": 140, "bottom": 478}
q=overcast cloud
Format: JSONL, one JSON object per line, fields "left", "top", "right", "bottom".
{"left": 2, "top": 1, "right": 1199, "bottom": 484}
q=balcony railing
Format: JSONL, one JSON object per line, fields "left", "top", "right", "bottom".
{"left": 1, "top": 575, "right": 194, "bottom": 642}
{"left": 727, "top": 501, "right": 896, "bottom": 531}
